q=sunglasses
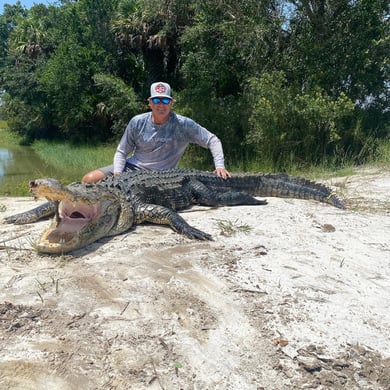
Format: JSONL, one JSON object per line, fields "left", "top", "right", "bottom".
{"left": 151, "top": 97, "right": 172, "bottom": 105}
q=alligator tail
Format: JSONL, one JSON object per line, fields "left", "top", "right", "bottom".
{"left": 225, "top": 173, "right": 345, "bottom": 209}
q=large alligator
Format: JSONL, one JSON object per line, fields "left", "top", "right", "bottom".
{"left": 4, "top": 168, "right": 345, "bottom": 254}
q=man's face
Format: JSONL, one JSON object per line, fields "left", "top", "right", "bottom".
{"left": 149, "top": 97, "right": 173, "bottom": 124}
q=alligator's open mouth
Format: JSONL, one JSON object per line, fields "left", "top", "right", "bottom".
{"left": 57, "top": 199, "right": 101, "bottom": 230}
{"left": 19, "top": 177, "right": 127, "bottom": 254}
{"left": 37, "top": 200, "right": 102, "bottom": 253}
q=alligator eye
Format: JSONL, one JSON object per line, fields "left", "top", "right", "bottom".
{"left": 69, "top": 211, "right": 85, "bottom": 218}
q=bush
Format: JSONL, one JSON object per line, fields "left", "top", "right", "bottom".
{"left": 244, "top": 71, "right": 355, "bottom": 169}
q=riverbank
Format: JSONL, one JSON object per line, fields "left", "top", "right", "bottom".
{"left": 0, "top": 167, "right": 389, "bottom": 389}
{"left": 0, "top": 126, "right": 116, "bottom": 195}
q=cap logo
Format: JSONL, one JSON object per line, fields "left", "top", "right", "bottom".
{"left": 155, "top": 83, "right": 166, "bottom": 94}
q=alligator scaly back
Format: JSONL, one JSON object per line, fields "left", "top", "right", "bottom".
{"left": 3, "top": 169, "right": 345, "bottom": 254}
{"left": 104, "top": 169, "right": 345, "bottom": 209}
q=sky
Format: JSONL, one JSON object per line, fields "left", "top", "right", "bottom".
{"left": 1, "top": 0, "right": 55, "bottom": 13}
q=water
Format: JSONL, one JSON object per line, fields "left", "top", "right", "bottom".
{"left": 0, "top": 145, "right": 61, "bottom": 195}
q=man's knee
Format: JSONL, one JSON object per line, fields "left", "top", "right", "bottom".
{"left": 81, "top": 170, "right": 106, "bottom": 183}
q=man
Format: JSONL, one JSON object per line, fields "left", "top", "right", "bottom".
{"left": 82, "top": 82, "right": 231, "bottom": 183}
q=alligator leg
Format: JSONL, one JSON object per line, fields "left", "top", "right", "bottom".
{"left": 4, "top": 201, "right": 56, "bottom": 224}
{"left": 134, "top": 203, "right": 212, "bottom": 240}
{"left": 188, "top": 180, "right": 268, "bottom": 206}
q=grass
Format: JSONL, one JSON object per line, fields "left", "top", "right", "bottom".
{"left": 0, "top": 122, "right": 116, "bottom": 189}
{"left": 215, "top": 218, "right": 252, "bottom": 236}
{"left": 0, "top": 122, "right": 20, "bottom": 144}
{"left": 32, "top": 140, "right": 116, "bottom": 183}
{"left": 376, "top": 139, "right": 390, "bottom": 165}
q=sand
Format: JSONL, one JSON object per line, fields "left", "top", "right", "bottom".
{"left": 0, "top": 167, "right": 389, "bottom": 389}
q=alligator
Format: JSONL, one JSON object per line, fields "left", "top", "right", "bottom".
{"left": 4, "top": 168, "right": 345, "bottom": 254}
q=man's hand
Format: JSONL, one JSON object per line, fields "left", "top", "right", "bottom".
{"left": 214, "top": 167, "right": 231, "bottom": 179}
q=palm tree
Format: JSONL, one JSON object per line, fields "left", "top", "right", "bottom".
{"left": 8, "top": 17, "right": 52, "bottom": 60}
{"left": 112, "top": 0, "right": 194, "bottom": 86}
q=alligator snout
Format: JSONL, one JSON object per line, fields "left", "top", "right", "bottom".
{"left": 29, "top": 180, "right": 40, "bottom": 199}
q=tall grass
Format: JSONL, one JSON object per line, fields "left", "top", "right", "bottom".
{"left": 32, "top": 140, "right": 117, "bottom": 182}
{"left": 0, "top": 121, "right": 19, "bottom": 144}
{"left": 376, "top": 138, "right": 390, "bottom": 165}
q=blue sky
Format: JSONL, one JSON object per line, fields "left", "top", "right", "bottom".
{"left": 1, "top": 1, "right": 55, "bottom": 13}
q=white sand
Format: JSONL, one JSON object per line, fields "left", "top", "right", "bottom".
{"left": 0, "top": 167, "right": 389, "bottom": 389}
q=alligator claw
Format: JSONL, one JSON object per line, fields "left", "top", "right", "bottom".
{"left": 4, "top": 215, "right": 18, "bottom": 224}
{"left": 184, "top": 227, "right": 213, "bottom": 241}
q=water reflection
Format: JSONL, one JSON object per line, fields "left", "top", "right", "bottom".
{"left": 0, "top": 148, "right": 13, "bottom": 177}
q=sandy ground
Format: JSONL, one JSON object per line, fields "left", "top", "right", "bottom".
{"left": 0, "top": 167, "right": 389, "bottom": 390}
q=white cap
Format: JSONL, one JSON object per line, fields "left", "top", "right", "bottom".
{"left": 149, "top": 82, "right": 172, "bottom": 99}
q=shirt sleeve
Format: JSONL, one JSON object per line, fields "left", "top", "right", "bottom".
{"left": 113, "top": 121, "right": 135, "bottom": 173}
{"left": 208, "top": 135, "right": 226, "bottom": 169}
{"left": 184, "top": 117, "right": 226, "bottom": 169}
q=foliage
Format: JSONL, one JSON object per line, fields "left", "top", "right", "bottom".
{"left": 93, "top": 73, "right": 143, "bottom": 136}
{"left": 244, "top": 71, "right": 355, "bottom": 169}
{"left": 177, "top": 0, "right": 280, "bottom": 167}
{"left": 285, "top": 1, "right": 389, "bottom": 104}
{"left": 0, "top": 0, "right": 388, "bottom": 169}
{"left": 38, "top": 40, "right": 103, "bottom": 141}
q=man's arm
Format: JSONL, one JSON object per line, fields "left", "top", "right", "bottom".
{"left": 113, "top": 122, "right": 135, "bottom": 174}
{"left": 208, "top": 136, "right": 231, "bottom": 178}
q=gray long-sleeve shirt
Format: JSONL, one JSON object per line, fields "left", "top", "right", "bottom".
{"left": 113, "top": 112, "right": 226, "bottom": 173}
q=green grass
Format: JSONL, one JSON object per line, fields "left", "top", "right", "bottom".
{"left": 0, "top": 121, "right": 20, "bottom": 144}
{"left": 32, "top": 140, "right": 116, "bottom": 183}
{"left": 376, "top": 138, "right": 390, "bottom": 165}
{"left": 214, "top": 219, "right": 252, "bottom": 236}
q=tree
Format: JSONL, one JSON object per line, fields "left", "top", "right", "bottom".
{"left": 112, "top": 0, "right": 194, "bottom": 91}
{"left": 0, "top": 2, "right": 27, "bottom": 78}
{"left": 245, "top": 71, "right": 355, "bottom": 168}
{"left": 178, "top": 0, "right": 280, "bottom": 165}
{"left": 285, "top": 0, "right": 389, "bottom": 109}
{"left": 283, "top": 0, "right": 390, "bottom": 158}
{"left": 2, "top": 0, "right": 126, "bottom": 142}
{"left": 0, "top": 4, "right": 55, "bottom": 140}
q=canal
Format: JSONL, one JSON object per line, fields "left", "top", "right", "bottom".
{"left": 0, "top": 144, "right": 61, "bottom": 196}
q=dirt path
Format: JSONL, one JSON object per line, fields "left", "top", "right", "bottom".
{"left": 0, "top": 168, "right": 389, "bottom": 389}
